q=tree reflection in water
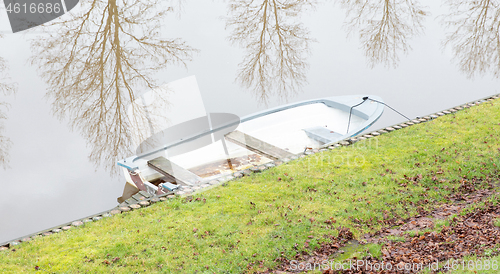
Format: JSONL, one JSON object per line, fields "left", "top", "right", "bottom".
{"left": 29, "top": 0, "right": 197, "bottom": 172}
{"left": 225, "top": 0, "right": 316, "bottom": 103}
{"left": 337, "top": 0, "right": 428, "bottom": 68}
{"left": 0, "top": 34, "right": 16, "bottom": 169}
{"left": 443, "top": 0, "right": 500, "bottom": 78}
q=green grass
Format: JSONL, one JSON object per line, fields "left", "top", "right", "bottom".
{"left": 1, "top": 99, "right": 500, "bottom": 273}
{"left": 495, "top": 218, "right": 500, "bottom": 228}
{"left": 386, "top": 235, "right": 406, "bottom": 242}
{"left": 434, "top": 218, "right": 452, "bottom": 232}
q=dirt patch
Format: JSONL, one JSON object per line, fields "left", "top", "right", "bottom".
{"left": 260, "top": 180, "right": 500, "bottom": 273}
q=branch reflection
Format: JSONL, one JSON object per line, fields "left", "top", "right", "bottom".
{"left": 338, "top": 0, "right": 428, "bottom": 68}
{"left": 0, "top": 35, "right": 16, "bottom": 169}
{"left": 29, "top": 0, "right": 197, "bottom": 172}
{"left": 226, "top": 0, "right": 316, "bottom": 103}
{"left": 443, "top": 0, "right": 500, "bottom": 78}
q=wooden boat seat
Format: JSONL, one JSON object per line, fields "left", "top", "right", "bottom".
{"left": 302, "top": 126, "right": 343, "bottom": 144}
{"left": 147, "top": 157, "right": 202, "bottom": 186}
{"left": 224, "top": 130, "right": 295, "bottom": 160}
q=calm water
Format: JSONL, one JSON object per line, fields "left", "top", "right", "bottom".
{"left": 0, "top": 0, "right": 498, "bottom": 243}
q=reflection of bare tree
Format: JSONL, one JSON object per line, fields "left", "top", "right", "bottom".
{"left": 226, "top": 0, "right": 316, "bottom": 103}
{"left": 30, "top": 0, "right": 197, "bottom": 172}
{"left": 338, "top": 0, "right": 428, "bottom": 68}
{"left": 0, "top": 34, "right": 16, "bottom": 169}
{"left": 443, "top": 1, "right": 500, "bottom": 78}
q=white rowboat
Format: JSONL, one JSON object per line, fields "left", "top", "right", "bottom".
{"left": 117, "top": 77, "right": 384, "bottom": 201}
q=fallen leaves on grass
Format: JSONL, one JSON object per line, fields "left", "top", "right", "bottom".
{"left": 340, "top": 202, "right": 500, "bottom": 273}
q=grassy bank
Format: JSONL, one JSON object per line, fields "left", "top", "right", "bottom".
{"left": 1, "top": 98, "right": 500, "bottom": 273}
